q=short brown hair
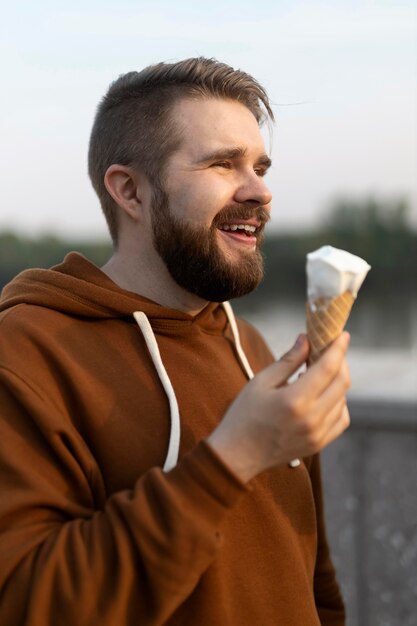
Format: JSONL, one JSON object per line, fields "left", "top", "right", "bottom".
{"left": 88, "top": 57, "right": 274, "bottom": 243}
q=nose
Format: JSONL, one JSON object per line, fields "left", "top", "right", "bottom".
{"left": 233, "top": 170, "right": 272, "bottom": 207}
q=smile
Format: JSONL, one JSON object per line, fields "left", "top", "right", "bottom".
{"left": 217, "top": 223, "right": 259, "bottom": 249}
{"left": 218, "top": 223, "right": 257, "bottom": 234}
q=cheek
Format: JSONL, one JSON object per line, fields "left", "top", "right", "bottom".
{"left": 167, "top": 171, "right": 233, "bottom": 224}
{"left": 173, "top": 185, "right": 218, "bottom": 224}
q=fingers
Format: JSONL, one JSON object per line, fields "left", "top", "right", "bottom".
{"left": 293, "top": 399, "right": 349, "bottom": 458}
{"left": 296, "top": 332, "right": 350, "bottom": 400}
{"left": 294, "top": 355, "right": 350, "bottom": 451}
{"left": 319, "top": 404, "right": 351, "bottom": 450}
{"left": 275, "top": 335, "right": 351, "bottom": 455}
{"left": 255, "top": 333, "right": 309, "bottom": 390}
{"left": 313, "top": 358, "right": 351, "bottom": 417}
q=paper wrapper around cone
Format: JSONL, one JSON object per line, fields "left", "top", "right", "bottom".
{"left": 306, "top": 291, "right": 355, "bottom": 364}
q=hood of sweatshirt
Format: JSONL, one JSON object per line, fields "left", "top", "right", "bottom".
{"left": 0, "top": 252, "right": 226, "bottom": 333}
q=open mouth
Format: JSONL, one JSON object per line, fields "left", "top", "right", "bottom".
{"left": 218, "top": 223, "right": 258, "bottom": 236}
{"left": 216, "top": 222, "right": 260, "bottom": 248}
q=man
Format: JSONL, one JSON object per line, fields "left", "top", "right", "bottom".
{"left": 0, "top": 58, "right": 350, "bottom": 625}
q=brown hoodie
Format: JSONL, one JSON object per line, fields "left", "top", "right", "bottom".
{"left": 0, "top": 252, "right": 345, "bottom": 625}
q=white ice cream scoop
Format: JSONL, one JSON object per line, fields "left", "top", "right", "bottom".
{"left": 307, "top": 245, "right": 371, "bottom": 303}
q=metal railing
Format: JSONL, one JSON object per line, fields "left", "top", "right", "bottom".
{"left": 322, "top": 399, "right": 417, "bottom": 626}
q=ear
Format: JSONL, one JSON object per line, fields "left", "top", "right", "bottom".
{"left": 104, "top": 164, "right": 143, "bottom": 221}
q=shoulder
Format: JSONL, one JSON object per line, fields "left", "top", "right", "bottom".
{"left": 0, "top": 303, "right": 42, "bottom": 340}
{"left": 0, "top": 303, "right": 73, "bottom": 379}
{"left": 0, "top": 302, "right": 66, "bottom": 340}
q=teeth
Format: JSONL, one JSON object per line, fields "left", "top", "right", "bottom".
{"left": 220, "top": 224, "right": 257, "bottom": 233}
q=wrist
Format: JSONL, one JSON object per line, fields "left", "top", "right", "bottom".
{"left": 205, "top": 432, "right": 261, "bottom": 484}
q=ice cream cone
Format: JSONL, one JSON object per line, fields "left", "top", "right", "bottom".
{"left": 306, "top": 291, "right": 355, "bottom": 364}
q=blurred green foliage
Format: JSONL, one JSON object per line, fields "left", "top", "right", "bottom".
{"left": 246, "top": 196, "right": 417, "bottom": 309}
{"left": 0, "top": 233, "right": 112, "bottom": 289}
{"left": 1, "top": 197, "right": 416, "bottom": 310}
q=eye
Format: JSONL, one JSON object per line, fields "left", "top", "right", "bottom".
{"left": 254, "top": 166, "right": 267, "bottom": 177}
{"left": 212, "top": 161, "right": 232, "bottom": 169}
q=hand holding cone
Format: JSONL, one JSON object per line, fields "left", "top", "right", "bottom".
{"left": 288, "top": 247, "right": 370, "bottom": 469}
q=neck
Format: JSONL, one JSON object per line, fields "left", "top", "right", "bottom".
{"left": 101, "top": 247, "right": 209, "bottom": 316}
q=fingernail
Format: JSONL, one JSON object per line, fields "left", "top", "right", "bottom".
{"left": 295, "top": 333, "right": 305, "bottom": 348}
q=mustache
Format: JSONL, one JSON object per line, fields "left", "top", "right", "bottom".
{"left": 213, "top": 204, "right": 270, "bottom": 229}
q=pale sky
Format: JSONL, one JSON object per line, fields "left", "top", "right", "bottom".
{"left": 1, "top": 0, "right": 416, "bottom": 240}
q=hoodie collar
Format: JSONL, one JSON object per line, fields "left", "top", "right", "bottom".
{"left": 0, "top": 252, "right": 228, "bottom": 333}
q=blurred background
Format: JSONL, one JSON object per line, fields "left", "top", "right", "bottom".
{"left": 1, "top": 1, "right": 416, "bottom": 624}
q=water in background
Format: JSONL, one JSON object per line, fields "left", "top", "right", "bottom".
{"left": 244, "top": 294, "right": 417, "bottom": 402}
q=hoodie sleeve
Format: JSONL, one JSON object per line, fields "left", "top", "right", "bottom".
{"left": 309, "top": 454, "right": 346, "bottom": 625}
{"left": 0, "top": 366, "right": 248, "bottom": 626}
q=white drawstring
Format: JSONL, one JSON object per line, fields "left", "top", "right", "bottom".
{"left": 133, "top": 312, "right": 180, "bottom": 472}
{"left": 222, "top": 301, "right": 255, "bottom": 380}
{"left": 133, "top": 303, "right": 253, "bottom": 471}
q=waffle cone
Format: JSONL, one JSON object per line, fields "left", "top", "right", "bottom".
{"left": 306, "top": 291, "right": 355, "bottom": 364}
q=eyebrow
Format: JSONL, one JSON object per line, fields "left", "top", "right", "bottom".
{"left": 196, "top": 147, "right": 272, "bottom": 170}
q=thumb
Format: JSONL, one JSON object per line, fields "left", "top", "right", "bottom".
{"left": 255, "top": 334, "right": 309, "bottom": 389}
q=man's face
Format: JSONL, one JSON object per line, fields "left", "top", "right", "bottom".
{"left": 151, "top": 97, "right": 272, "bottom": 302}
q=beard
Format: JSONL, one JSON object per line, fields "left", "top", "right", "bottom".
{"left": 150, "top": 185, "right": 269, "bottom": 302}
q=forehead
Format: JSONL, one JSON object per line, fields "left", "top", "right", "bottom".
{"left": 171, "top": 97, "right": 266, "bottom": 158}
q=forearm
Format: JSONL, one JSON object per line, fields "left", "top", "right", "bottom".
{"left": 1, "top": 441, "right": 247, "bottom": 626}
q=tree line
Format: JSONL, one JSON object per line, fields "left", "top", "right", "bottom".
{"left": 251, "top": 196, "right": 417, "bottom": 306}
